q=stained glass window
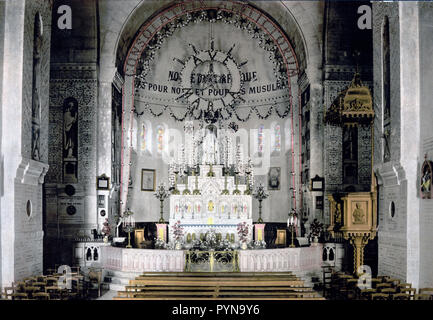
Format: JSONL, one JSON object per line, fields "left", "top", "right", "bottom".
{"left": 157, "top": 125, "right": 164, "bottom": 153}
{"left": 274, "top": 124, "right": 281, "bottom": 152}
{"left": 258, "top": 124, "right": 264, "bottom": 155}
{"left": 141, "top": 124, "right": 146, "bottom": 151}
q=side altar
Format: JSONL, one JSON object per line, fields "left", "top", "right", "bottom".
{"left": 168, "top": 164, "right": 253, "bottom": 244}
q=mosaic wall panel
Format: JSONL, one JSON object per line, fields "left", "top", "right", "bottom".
{"left": 358, "top": 124, "right": 372, "bottom": 187}
{"left": 48, "top": 78, "right": 97, "bottom": 188}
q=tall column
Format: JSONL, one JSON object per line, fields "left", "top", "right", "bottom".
{"left": 399, "top": 1, "right": 421, "bottom": 289}
{"left": 1, "top": 0, "right": 25, "bottom": 288}
{"left": 97, "top": 67, "right": 116, "bottom": 231}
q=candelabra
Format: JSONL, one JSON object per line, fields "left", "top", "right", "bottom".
{"left": 233, "top": 170, "right": 241, "bottom": 195}
{"left": 253, "top": 184, "right": 269, "bottom": 223}
{"left": 287, "top": 209, "right": 297, "bottom": 248}
{"left": 221, "top": 167, "right": 230, "bottom": 195}
{"left": 123, "top": 209, "right": 135, "bottom": 248}
{"left": 172, "top": 165, "right": 180, "bottom": 195}
{"left": 182, "top": 168, "right": 191, "bottom": 195}
{"left": 207, "top": 163, "right": 215, "bottom": 177}
{"left": 155, "top": 183, "right": 170, "bottom": 223}
{"left": 244, "top": 158, "right": 253, "bottom": 195}
{"left": 192, "top": 167, "right": 201, "bottom": 195}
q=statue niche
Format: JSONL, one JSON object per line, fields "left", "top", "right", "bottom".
{"left": 63, "top": 97, "right": 78, "bottom": 183}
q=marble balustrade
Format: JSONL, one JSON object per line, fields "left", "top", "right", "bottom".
{"left": 100, "top": 245, "right": 323, "bottom": 273}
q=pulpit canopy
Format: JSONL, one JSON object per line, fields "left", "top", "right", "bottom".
{"left": 325, "top": 73, "right": 374, "bottom": 126}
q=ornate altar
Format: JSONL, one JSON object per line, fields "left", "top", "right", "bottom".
{"left": 168, "top": 165, "right": 253, "bottom": 244}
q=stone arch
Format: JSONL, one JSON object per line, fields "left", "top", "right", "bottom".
{"left": 111, "top": 1, "right": 315, "bottom": 76}
{"left": 111, "top": 1, "right": 317, "bottom": 213}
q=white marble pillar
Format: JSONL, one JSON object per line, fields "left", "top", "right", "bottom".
{"left": 399, "top": 1, "right": 421, "bottom": 289}
{"left": 1, "top": 0, "right": 25, "bottom": 288}
{"left": 97, "top": 70, "right": 114, "bottom": 230}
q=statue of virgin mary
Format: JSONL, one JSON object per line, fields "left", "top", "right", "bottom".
{"left": 202, "top": 124, "right": 219, "bottom": 165}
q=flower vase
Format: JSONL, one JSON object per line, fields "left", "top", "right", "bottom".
{"left": 241, "top": 242, "right": 248, "bottom": 250}
{"left": 103, "top": 235, "right": 109, "bottom": 243}
{"left": 175, "top": 241, "right": 182, "bottom": 250}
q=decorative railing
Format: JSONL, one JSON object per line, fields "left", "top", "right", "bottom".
{"left": 100, "top": 246, "right": 323, "bottom": 273}
{"left": 238, "top": 245, "right": 323, "bottom": 272}
{"left": 185, "top": 250, "right": 239, "bottom": 272}
{"left": 101, "top": 247, "right": 184, "bottom": 272}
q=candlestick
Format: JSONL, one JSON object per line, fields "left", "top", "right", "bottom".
{"left": 172, "top": 170, "right": 180, "bottom": 195}
{"left": 253, "top": 184, "right": 269, "bottom": 223}
{"left": 233, "top": 172, "right": 241, "bottom": 195}
{"left": 154, "top": 183, "right": 170, "bottom": 223}
{"left": 192, "top": 169, "right": 201, "bottom": 195}
{"left": 123, "top": 209, "right": 135, "bottom": 248}
{"left": 182, "top": 169, "right": 191, "bottom": 195}
{"left": 221, "top": 168, "right": 230, "bottom": 195}
{"left": 207, "top": 163, "right": 215, "bottom": 177}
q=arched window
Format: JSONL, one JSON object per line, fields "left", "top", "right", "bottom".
{"left": 131, "top": 118, "right": 138, "bottom": 151}
{"left": 141, "top": 124, "right": 147, "bottom": 151}
{"left": 271, "top": 123, "right": 281, "bottom": 154}
{"left": 156, "top": 125, "right": 165, "bottom": 154}
{"left": 285, "top": 119, "right": 291, "bottom": 151}
{"left": 140, "top": 121, "right": 152, "bottom": 154}
{"left": 382, "top": 16, "right": 391, "bottom": 162}
{"left": 258, "top": 124, "right": 264, "bottom": 155}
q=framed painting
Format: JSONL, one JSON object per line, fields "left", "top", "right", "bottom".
{"left": 141, "top": 169, "right": 156, "bottom": 191}
{"left": 268, "top": 167, "right": 281, "bottom": 190}
{"left": 275, "top": 229, "right": 286, "bottom": 246}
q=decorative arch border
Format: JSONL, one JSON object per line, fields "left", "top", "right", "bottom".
{"left": 119, "top": 0, "right": 302, "bottom": 215}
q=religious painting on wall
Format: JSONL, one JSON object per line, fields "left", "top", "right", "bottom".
{"left": 268, "top": 167, "right": 281, "bottom": 190}
{"left": 141, "top": 169, "right": 156, "bottom": 191}
{"left": 420, "top": 157, "right": 433, "bottom": 199}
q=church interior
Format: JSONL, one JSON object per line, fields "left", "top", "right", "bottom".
{"left": 1, "top": 0, "right": 433, "bottom": 302}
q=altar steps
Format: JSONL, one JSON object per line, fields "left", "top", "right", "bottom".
{"left": 113, "top": 272, "right": 324, "bottom": 300}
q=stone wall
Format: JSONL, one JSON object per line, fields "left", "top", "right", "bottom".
{"left": 373, "top": 2, "right": 428, "bottom": 286}
{"left": 1, "top": 0, "right": 51, "bottom": 287}
{"left": 0, "top": 0, "right": 5, "bottom": 285}
{"left": 45, "top": 0, "right": 98, "bottom": 258}
{"left": 418, "top": 1, "right": 433, "bottom": 288}
{"left": 14, "top": 0, "right": 52, "bottom": 281}
{"left": 373, "top": 1, "right": 407, "bottom": 281}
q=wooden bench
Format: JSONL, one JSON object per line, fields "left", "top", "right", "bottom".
{"left": 115, "top": 272, "right": 324, "bottom": 300}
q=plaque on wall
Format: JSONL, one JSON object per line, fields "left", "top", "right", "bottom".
{"left": 58, "top": 196, "right": 84, "bottom": 223}
{"left": 420, "top": 156, "right": 433, "bottom": 199}
{"left": 97, "top": 174, "right": 110, "bottom": 190}
{"left": 310, "top": 175, "right": 325, "bottom": 191}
